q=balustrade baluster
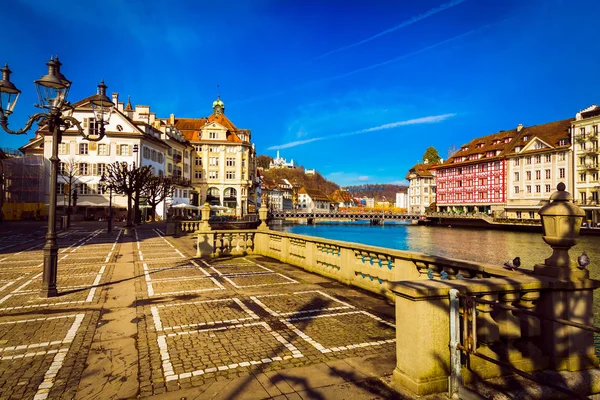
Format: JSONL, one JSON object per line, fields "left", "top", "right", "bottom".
{"left": 516, "top": 290, "right": 543, "bottom": 358}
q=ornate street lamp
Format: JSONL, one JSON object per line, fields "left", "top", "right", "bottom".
{"left": 99, "top": 173, "right": 113, "bottom": 234}
{"left": 0, "top": 57, "right": 114, "bottom": 297}
{"left": 534, "top": 182, "right": 587, "bottom": 280}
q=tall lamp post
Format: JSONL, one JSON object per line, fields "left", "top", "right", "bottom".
{"left": 99, "top": 173, "right": 113, "bottom": 234}
{"left": 0, "top": 58, "right": 114, "bottom": 297}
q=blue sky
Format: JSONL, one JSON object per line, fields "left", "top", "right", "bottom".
{"left": 2, "top": 0, "right": 600, "bottom": 186}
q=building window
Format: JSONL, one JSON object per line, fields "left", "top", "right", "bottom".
{"left": 58, "top": 143, "right": 69, "bottom": 155}
{"left": 209, "top": 132, "right": 218, "bottom": 139}
{"left": 168, "top": 163, "right": 173, "bottom": 173}
{"left": 209, "top": 146, "right": 219, "bottom": 153}
{"left": 526, "top": 171, "right": 531, "bottom": 180}
{"left": 544, "top": 169, "right": 550, "bottom": 179}
{"left": 227, "top": 147, "right": 237, "bottom": 153}
{"left": 559, "top": 168, "right": 565, "bottom": 178}
{"left": 119, "top": 144, "right": 130, "bottom": 156}
{"left": 534, "top": 155, "right": 541, "bottom": 163}
{"left": 78, "top": 183, "right": 90, "bottom": 195}
{"left": 545, "top": 184, "right": 551, "bottom": 193}
{"left": 535, "top": 185, "right": 541, "bottom": 193}
{"left": 98, "top": 143, "right": 108, "bottom": 155}
{"left": 593, "top": 172, "right": 599, "bottom": 181}
{"left": 79, "top": 143, "right": 89, "bottom": 155}
{"left": 58, "top": 162, "right": 67, "bottom": 175}
{"left": 514, "top": 186, "right": 520, "bottom": 194}
{"left": 226, "top": 158, "right": 235, "bottom": 167}
{"left": 479, "top": 178, "right": 485, "bottom": 185}
{"left": 57, "top": 183, "right": 65, "bottom": 195}
{"left": 97, "top": 163, "right": 106, "bottom": 176}
{"left": 209, "top": 171, "right": 219, "bottom": 179}
{"left": 209, "top": 157, "right": 219, "bottom": 166}
{"left": 527, "top": 185, "right": 532, "bottom": 193}
{"left": 580, "top": 173, "right": 586, "bottom": 182}
{"left": 559, "top": 152, "right": 566, "bottom": 161}
{"left": 558, "top": 139, "right": 567, "bottom": 146}
{"left": 514, "top": 172, "right": 519, "bottom": 182}
{"left": 86, "top": 118, "right": 99, "bottom": 136}
{"left": 226, "top": 171, "right": 235, "bottom": 180}
{"left": 195, "top": 157, "right": 202, "bottom": 166}
{"left": 544, "top": 154, "right": 551, "bottom": 162}
{"left": 143, "top": 147, "right": 150, "bottom": 159}
{"left": 535, "top": 170, "right": 541, "bottom": 180}
{"left": 78, "top": 163, "right": 89, "bottom": 175}
{"left": 168, "top": 147, "right": 174, "bottom": 156}
{"left": 513, "top": 158, "right": 519, "bottom": 166}
{"left": 158, "top": 153, "right": 164, "bottom": 164}
{"left": 194, "top": 170, "right": 202, "bottom": 179}
{"left": 526, "top": 157, "right": 532, "bottom": 165}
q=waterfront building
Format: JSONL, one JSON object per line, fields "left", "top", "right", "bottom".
{"left": 395, "top": 192, "right": 408, "bottom": 210}
{"left": 269, "top": 150, "right": 295, "bottom": 169}
{"left": 504, "top": 119, "right": 572, "bottom": 220}
{"left": 571, "top": 105, "right": 600, "bottom": 224}
{"left": 298, "top": 188, "right": 332, "bottom": 212}
{"left": 406, "top": 162, "right": 436, "bottom": 214}
{"left": 261, "top": 178, "right": 293, "bottom": 211}
{"left": 20, "top": 93, "right": 170, "bottom": 220}
{"left": 166, "top": 96, "right": 257, "bottom": 216}
{"left": 331, "top": 189, "right": 353, "bottom": 208}
{"left": 305, "top": 169, "right": 316, "bottom": 175}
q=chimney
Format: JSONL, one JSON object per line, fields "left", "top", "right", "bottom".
{"left": 169, "top": 113, "right": 175, "bottom": 125}
{"left": 517, "top": 123, "right": 523, "bottom": 132}
{"left": 112, "top": 92, "right": 119, "bottom": 104}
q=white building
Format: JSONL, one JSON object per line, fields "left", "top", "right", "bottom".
{"left": 405, "top": 162, "right": 436, "bottom": 214}
{"left": 269, "top": 150, "right": 295, "bottom": 169}
{"left": 298, "top": 188, "right": 331, "bottom": 213}
{"left": 395, "top": 192, "right": 408, "bottom": 209}
{"left": 20, "top": 93, "right": 173, "bottom": 220}
{"left": 571, "top": 105, "right": 600, "bottom": 224}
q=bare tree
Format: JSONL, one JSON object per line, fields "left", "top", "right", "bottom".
{"left": 447, "top": 144, "right": 459, "bottom": 159}
{"left": 142, "top": 176, "right": 174, "bottom": 222}
{"left": 104, "top": 162, "right": 152, "bottom": 228}
{"left": 58, "top": 157, "right": 90, "bottom": 226}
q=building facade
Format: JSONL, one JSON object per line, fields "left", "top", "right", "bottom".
{"left": 572, "top": 105, "right": 600, "bottom": 223}
{"left": 406, "top": 162, "right": 436, "bottom": 214}
{"left": 298, "top": 188, "right": 332, "bottom": 213}
{"left": 395, "top": 192, "right": 408, "bottom": 210}
{"left": 167, "top": 97, "right": 257, "bottom": 216}
{"left": 504, "top": 119, "right": 572, "bottom": 220}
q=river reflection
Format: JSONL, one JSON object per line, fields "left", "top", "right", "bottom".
{"left": 272, "top": 222, "right": 600, "bottom": 330}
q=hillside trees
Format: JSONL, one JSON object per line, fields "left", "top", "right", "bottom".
{"left": 422, "top": 146, "right": 442, "bottom": 164}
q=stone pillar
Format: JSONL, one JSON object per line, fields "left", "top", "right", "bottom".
{"left": 258, "top": 202, "right": 269, "bottom": 230}
{"left": 196, "top": 203, "right": 213, "bottom": 257}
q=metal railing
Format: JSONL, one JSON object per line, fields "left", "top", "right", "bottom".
{"left": 449, "top": 289, "right": 600, "bottom": 399}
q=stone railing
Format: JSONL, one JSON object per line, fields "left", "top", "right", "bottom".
{"left": 198, "top": 229, "right": 516, "bottom": 300}
{"left": 390, "top": 277, "right": 600, "bottom": 396}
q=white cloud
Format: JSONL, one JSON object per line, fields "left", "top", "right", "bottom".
{"left": 316, "top": 0, "right": 467, "bottom": 59}
{"left": 268, "top": 113, "right": 456, "bottom": 150}
{"left": 358, "top": 176, "right": 370, "bottom": 181}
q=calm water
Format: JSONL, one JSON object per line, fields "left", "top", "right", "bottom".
{"left": 272, "top": 221, "right": 600, "bottom": 333}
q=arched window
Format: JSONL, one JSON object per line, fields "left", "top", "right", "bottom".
{"left": 224, "top": 187, "right": 237, "bottom": 209}
{"left": 206, "top": 187, "right": 220, "bottom": 205}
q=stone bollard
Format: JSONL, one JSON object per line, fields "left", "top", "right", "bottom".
{"left": 196, "top": 203, "right": 213, "bottom": 257}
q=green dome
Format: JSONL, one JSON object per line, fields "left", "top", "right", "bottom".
{"left": 212, "top": 97, "right": 224, "bottom": 108}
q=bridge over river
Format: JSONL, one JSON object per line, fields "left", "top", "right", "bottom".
{"left": 268, "top": 210, "right": 425, "bottom": 223}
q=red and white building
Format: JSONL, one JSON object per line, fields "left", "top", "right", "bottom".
{"left": 435, "top": 130, "right": 513, "bottom": 215}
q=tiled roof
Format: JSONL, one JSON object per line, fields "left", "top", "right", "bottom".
{"left": 437, "top": 118, "right": 573, "bottom": 168}
{"left": 299, "top": 187, "right": 331, "bottom": 202}
{"left": 173, "top": 114, "right": 245, "bottom": 143}
{"left": 505, "top": 118, "right": 573, "bottom": 156}
{"left": 405, "top": 163, "right": 436, "bottom": 179}
{"left": 331, "top": 190, "right": 352, "bottom": 202}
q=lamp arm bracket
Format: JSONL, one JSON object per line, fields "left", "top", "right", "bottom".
{"left": 61, "top": 115, "right": 103, "bottom": 142}
{"left": 0, "top": 113, "right": 48, "bottom": 135}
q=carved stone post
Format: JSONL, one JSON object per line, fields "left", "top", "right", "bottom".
{"left": 196, "top": 202, "right": 213, "bottom": 257}
{"left": 258, "top": 201, "right": 269, "bottom": 230}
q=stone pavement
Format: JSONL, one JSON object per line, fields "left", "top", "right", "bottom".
{"left": 0, "top": 222, "right": 423, "bottom": 400}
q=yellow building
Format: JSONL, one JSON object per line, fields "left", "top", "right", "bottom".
{"left": 162, "top": 97, "right": 257, "bottom": 216}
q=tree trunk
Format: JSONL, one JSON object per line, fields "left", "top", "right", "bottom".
{"left": 126, "top": 194, "right": 133, "bottom": 227}
{"left": 134, "top": 191, "right": 141, "bottom": 225}
{"left": 151, "top": 205, "right": 156, "bottom": 222}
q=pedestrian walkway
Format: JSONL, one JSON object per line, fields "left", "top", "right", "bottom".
{"left": 0, "top": 223, "right": 421, "bottom": 400}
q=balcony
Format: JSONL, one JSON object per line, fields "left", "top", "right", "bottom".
{"left": 173, "top": 154, "right": 183, "bottom": 164}
{"left": 583, "top": 147, "right": 599, "bottom": 155}
{"left": 574, "top": 134, "right": 587, "bottom": 143}
{"left": 577, "top": 163, "right": 599, "bottom": 171}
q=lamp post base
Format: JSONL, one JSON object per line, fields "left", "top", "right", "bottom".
{"left": 40, "top": 239, "right": 59, "bottom": 298}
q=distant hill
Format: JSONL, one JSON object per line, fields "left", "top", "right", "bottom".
{"left": 261, "top": 168, "right": 340, "bottom": 196}
{"left": 343, "top": 184, "right": 407, "bottom": 201}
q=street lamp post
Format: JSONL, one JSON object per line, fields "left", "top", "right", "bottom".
{"left": 0, "top": 58, "right": 114, "bottom": 297}
{"left": 99, "top": 173, "right": 113, "bottom": 234}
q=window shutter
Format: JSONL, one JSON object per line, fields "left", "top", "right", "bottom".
{"left": 129, "top": 145, "right": 133, "bottom": 156}
{"left": 92, "top": 164, "right": 97, "bottom": 176}
{"left": 116, "top": 144, "right": 121, "bottom": 156}
{"left": 83, "top": 118, "right": 89, "bottom": 129}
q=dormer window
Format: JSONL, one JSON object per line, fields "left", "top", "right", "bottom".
{"left": 461, "top": 146, "right": 469, "bottom": 151}
{"left": 558, "top": 139, "right": 567, "bottom": 146}
{"left": 478, "top": 143, "right": 484, "bottom": 148}
{"left": 504, "top": 137, "right": 512, "bottom": 143}
{"left": 515, "top": 146, "right": 522, "bottom": 152}
{"left": 523, "top": 135, "right": 529, "bottom": 141}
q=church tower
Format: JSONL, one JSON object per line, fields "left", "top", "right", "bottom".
{"left": 212, "top": 95, "right": 225, "bottom": 115}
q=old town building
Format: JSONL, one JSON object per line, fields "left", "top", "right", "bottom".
{"left": 571, "top": 105, "right": 600, "bottom": 224}
{"left": 166, "top": 97, "right": 257, "bottom": 216}
{"left": 406, "top": 162, "right": 436, "bottom": 214}
{"left": 504, "top": 119, "right": 572, "bottom": 220}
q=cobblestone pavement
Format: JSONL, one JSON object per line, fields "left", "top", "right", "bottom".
{"left": 0, "top": 223, "right": 406, "bottom": 400}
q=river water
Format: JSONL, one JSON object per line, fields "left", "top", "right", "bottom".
{"left": 272, "top": 221, "right": 600, "bottom": 348}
